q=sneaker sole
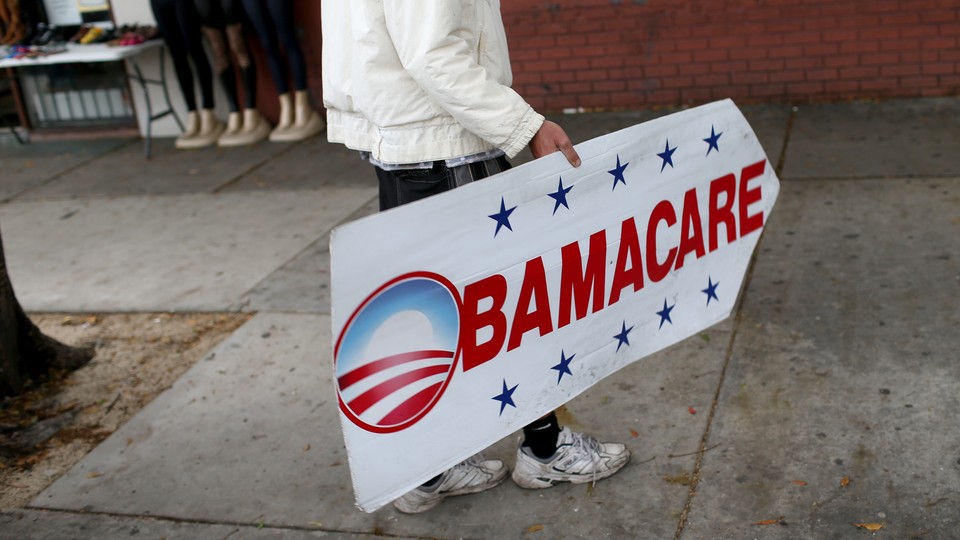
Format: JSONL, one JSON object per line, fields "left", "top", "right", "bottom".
{"left": 394, "top": 469, "right": 509, "bottom": 514}
{"left": 512, "top": 455, "right": 630, "bottom": 489}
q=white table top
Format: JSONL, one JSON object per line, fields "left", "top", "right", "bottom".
{"left": 0, "top": 40, "right": 163, "bottom": 69}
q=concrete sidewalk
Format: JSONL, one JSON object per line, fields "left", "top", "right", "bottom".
{"left": 1, "top": 97, "right": 958, "bottom": 539}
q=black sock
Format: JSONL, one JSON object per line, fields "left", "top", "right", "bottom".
{"left": 420, "top": 474, "right": 442, "bottom": 488}
{"left": 522, "top": 411, "right": 561, "bottom": 459}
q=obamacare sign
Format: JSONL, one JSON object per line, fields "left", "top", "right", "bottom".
{"left": 330, "top": 100, "right": 780, "bottom": 512}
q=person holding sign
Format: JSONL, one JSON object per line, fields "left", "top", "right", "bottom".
{"left": 321, "top": 0, "right": 630, "bottom": 514}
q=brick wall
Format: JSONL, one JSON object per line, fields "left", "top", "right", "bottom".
{"left": 502, "top": 0, "right": 960, "bottom": 112}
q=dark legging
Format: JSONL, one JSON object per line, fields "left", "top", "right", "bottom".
{"left": 193, "top": 0, "right": 256, "bottom": 111}
{"left": 150, "top": 0, "right": 214, "bottom": 112}
{"left": 240, "top": 0, "right": 307, "bottom": 95}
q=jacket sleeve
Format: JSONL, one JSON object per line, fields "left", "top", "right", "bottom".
{"left": 382, "top": 0, "right": 544, "bottom": 158}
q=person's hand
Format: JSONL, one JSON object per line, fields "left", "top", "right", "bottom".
{"left": 529, "top": 120, "right": 581, "bottom": 167}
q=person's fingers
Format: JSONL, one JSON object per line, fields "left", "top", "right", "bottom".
{"left": 559, "top": 139, "right": 581, "bottom": 168}
{"left": 530, "top": 120, "right": 581, "bottom": 167}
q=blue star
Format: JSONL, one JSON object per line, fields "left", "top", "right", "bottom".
{"left": 608, "top": 154, "right": 629, "bottom": 190}
{"left": 657, "top": 299, "right": 675, "bottom": 329}
{"left": 488, "top": 197, "right": 516, "bottom": 237}
{"left": 658, "top": 139, "right": 676, "bottom": 173}
{"left": 492, "top": 379, "right": 518, "bottom": 415}
{"left": 551, "top": 350, "right": 575, "bottom": 384}
{"left": 703, "top": 125, "right": 722, "bottom": 156}
{"left": 614, "top": 321, "right": 634, "bottom": 352}
{"left": 548, "top": 177, "right": 573, "bottom": 215}
{"left": 702, "top": 276, "right": 720, "bottom": 305}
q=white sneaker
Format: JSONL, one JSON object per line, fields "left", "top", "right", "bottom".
{"left": 512, "top": 427, "right": 630, "bottom": 489}
{"left": 393, "top": 455, "right": 508, "bottom": 513}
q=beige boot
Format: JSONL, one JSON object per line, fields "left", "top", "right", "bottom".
{"left": 268, "top": 93, "right": 294, "bottom": 142}
{"left": 174, "top": 110, "right": 201, "bottom": 149}
{"left": 177, "top": 109, "right": 223, "bottom": 149}
{"left": 216, "top": 111, "right": 243, "bottom": 146}
{"left": 220, "top": 109, "right": 271, "bottom": 146}
{"left": 271, "top": 90, "right": 324, "bottom": 142}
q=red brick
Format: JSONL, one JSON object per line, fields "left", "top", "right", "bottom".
{"left": 882, "top": 64, "right": 922, "bottom": 77}
{"left": 922, "top": 62, "right": 956, "bottom": 75}
{"left": 922, "top": 37, "right": 958, "bottom": 49}
{"left": 768, "top": 45, "right": 805, "bottom": 59}
{"left": 898, "top": 75, "right": 940, "bottom": 88}
{"left": 556, "top": 34, "right": 588, "bottom": 47}
{"left": 659, "top": 76, "right": 695, "bottom": 89}
{"left": 839, "top": 40, "right": 880, "bottom": 54}
{"left": 749, "top": 59, "right": 786, "bottom": 71}
{"left": 920, "top": 10, "right": 956, "bottom": 24}
{"left": 769, "top": 70, "right": 805, "bottom": 83}
{"left": 782, "top": 31, "right": 822, "bottom": 45}
{"left": 735, "top": 71, "right": 770, "bottom": 85}
{"left": 806, "top": 68, "right": 840, "bottom": 81}
{"left": 803, "top": 43, "right": 840, "bottom": 57}
{"left": 785, "top": 57, "right": 822, "bottom": 70}
{"left": 899, "top": 25, "right": 941, "bottom": 38}
{"left": 859, "top": 27, "right": 896, "bottom": 40}
{"left": 825, "top": 80, "right": 862, "bottom": 94}
{"left": 824, "top": 54, "right": 860, "bottom": 68}
{"left": 576, "top": 69, "right": 609, "bottom": 82}
{"left": 839, "top": 65, "right": 880, "bottom": 79}
{"left": 860, "top": 52, "right": 900, "bottom": 65}
{"left": 880, "top": 39, "right": 922, "bottom": 52}
{"left": 693, "top": 49, "right": 729, "bottom": 63}
{"left": 593, "top": 80, "right": 627, "bottom": 93}
{"left": 695, "top": 73, "right": 731, "bottom": 87}
{"left": 645, "top": 64, "right": 679, "bottom": 78}
{"left": 562, "top": 82, "right": 593, "bottom": 94}
{"left": 709, "top": 60, "right": 749, "bottom": 74}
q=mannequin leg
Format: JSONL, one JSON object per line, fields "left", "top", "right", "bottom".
{"left": 152, "top": 0, "right": 204, "bottom": 145}
{"left": 244, "top": 0, "right": 321, "bottom": 142}
{"left": 165, "top": 0, "right": 222, "bottom": 148}
{"left": 218, "top": 17, "right": 270, "bottom": 146}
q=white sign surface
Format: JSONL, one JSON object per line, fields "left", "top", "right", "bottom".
{"left": 330, "top": 99, "right": 780, "bottom": 512}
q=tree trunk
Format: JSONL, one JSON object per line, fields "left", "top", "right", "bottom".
{"left": 0, "top": 227, "right": 93, "bottom": 398}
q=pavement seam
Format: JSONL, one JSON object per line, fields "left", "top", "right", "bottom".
{"left": 774, "top": 104, "right": 796, "bottom": 179}
{"left": 235, "top": 193, "right": 378, "bottom": 312}
{"left": 2, "top": 138, "right": 139, "bottom": 203}
{"left": 211, "top": 139, "right": 306, "bottom": 194}
{"left": 19, "top": 507, "right": 437, "bottom": 539}
{"left": 673, "top": 247, "right": 760, "bottom": 539}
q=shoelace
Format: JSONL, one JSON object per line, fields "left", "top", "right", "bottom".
{"left": 568, "top": 432, "right": 603, "bottom": 486}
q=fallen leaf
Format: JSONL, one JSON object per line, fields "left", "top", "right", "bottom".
{"left": 852, "top": 523, "right": 884, "bottom": 531}
{"left": 629, "top": 429, "right": 639, "bottom": 438}
{"left": 525, "top": 524, "right": 544, "bottom": 533}
{"left": 86, "top": 472, "right": 103, "bottom": 479}
{"left": 752, "top": 517, "right": 784, "bottom": 526}
{"left": 688, "top": 406, "right": 697, "bottom": 415}
{"left": 792, "top": 480, "right": 808, "bottom": 486}
{"left": 840, "top": 476, "right": 851, "bottom": 488}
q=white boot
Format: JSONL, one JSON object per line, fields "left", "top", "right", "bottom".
{"left": 177, "top": 109, "right": 223, "bottom": 149}
{"left": 270, "top": 90, "right": 324, "bottom": 142}
{"left": 217, "top": 111, "right": 243, "bottom": 146}
{"left": 268, "top": 93, "right": 294, "bottom": 142}
{"left": 220, "top": 108, "right": 271, "bottom": 146}
{"left": 174, "top": 110, "right": 200, "bottom": 149}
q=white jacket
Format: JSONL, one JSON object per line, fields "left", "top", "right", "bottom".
{"left": 320, "top": 0, "right": 545, "bottom": 164}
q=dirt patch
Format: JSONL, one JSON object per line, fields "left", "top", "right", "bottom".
{"left": 0, "top": 312, "right": 251, "bottom": 509}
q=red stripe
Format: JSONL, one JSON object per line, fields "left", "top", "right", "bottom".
{"left": 347, "top": 365, "right": 450, "bottom": 416}
{"left": 338, "top": 350, "right": 453, "bottom": 391}
{"left": 378, "top": 383, "right": 444, "bottom": 427}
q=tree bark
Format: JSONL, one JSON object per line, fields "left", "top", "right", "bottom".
{"left": 0, "top": 227, "right": 93, "bottom": 398}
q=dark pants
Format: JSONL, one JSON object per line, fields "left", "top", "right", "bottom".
{"left": 151, "top": 0, "right": 214, "bottom": 111}
{"left": 375, "top": 156, "right": 512, "bottom": 211}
